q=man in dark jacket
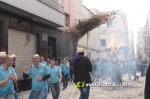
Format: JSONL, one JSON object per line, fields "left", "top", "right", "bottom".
{"left": 142, "top": 59, "right": 147, "bottom": 76}
{"left": 73, "top": 48, "right": 92, "bottom": 99}
{"left": 145, "top": 64, "right": 150, "bottom": 99}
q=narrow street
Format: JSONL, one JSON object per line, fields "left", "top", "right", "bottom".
{"left": 0, "top": 0, "right": 149, "bottom": 99}
{"left": 21, "top": 74, "right": 145, "bottom": 99}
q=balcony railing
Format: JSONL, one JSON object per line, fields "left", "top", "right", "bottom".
{"left": 37, "top": 0, "right": 64, "bottom": 13}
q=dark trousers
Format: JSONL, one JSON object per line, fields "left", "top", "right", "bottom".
{"left": 48, "top": 81, "right": 50, "bottom": 94}
{"left": 62, "top": 74, "right": 69, "bottom": 88}
{"left": 128, "top": 69, "right": 139, "bottom": 80}
{"left": 140, "top": 67, "right": 144, "bottom": 76}
{"left": 50, "top": 82, "right": 60, "bottom": 99}
{"left": 111, "top": 68, "right": 122, "bottom": 84}
{"left": 69, "top": 71, "right": 74, "bottom": 81}
{"left": 79, "top": 86, "right": 90, "bottom": 99}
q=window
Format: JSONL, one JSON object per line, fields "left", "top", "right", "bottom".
{"left": 42, "top": 32, "right": 48, "bottom": 41}
{"left": 107, "top": 20, "right": 113, "bottom": 28}
{"left": 146, "top": 38, "right": 150, "bottom": 47}
{"left": 65, "top": 13, "right": 70, "bottom": 27}
{"left": 101, "top": 39, "right": 106, "bottom": 46}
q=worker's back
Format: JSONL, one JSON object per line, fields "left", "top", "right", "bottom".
{"left": 73, "top": 57, "right": 92, "bottom": 84}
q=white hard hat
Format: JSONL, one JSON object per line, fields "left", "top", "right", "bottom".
{"left": 10, "top": 54, "right": 16, "bottom": 58}
{"left": 77, "top": 48, "right": 85, "bottom": 53}
{"left": 0, "top": 52, "right": 6, "bottom": 57}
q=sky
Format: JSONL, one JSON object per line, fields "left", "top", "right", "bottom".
{"left": 83, "top": 0, "right": 150, "bottom": 51}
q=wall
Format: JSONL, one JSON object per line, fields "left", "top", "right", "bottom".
{"left": 1, "top": 15, "right": 72, "bottom": 59}
{"left": 0, "top": 15, "right": 9, "bottom": 53}
{"left": 0, "top": 0, "right": 65, "bottom": 26}
{"left": 99, "top": 10, "right": 129, "bottom": 60}
{"left": 76, "top": 3, "right": 100, "bottom": 59}
{"left": 60, "top": 0, "right": 76, "bottom": 27}
{"left": 59, "top": 0, "right": 77, "bottom": 57}
{"left": 141, "top": 12, "right": 150, "bottom": 58}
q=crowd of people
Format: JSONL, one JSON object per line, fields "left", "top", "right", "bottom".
{"left": 0, "top": 51, "right": 74, "bottom": 99}
{"left": 90, "top": 57, "right": 150, "bottom": 82}
{"left": 0, "top": 50, "right": 150, "bottom": 99}
{"left": 90, "top": 58, "right": 139, "bottom": 82}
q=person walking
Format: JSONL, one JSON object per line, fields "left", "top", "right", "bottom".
{"left": 40, "top": 56, "right": 47, "bottom": 65}
{"left": 95, "top": 58, "right": 102, "bottom": 81}
{"left": 0, "top": 52, "right": 6, "bottom": 66}
{"left": 23, "top": 54, "right": 50, "bottom": 99}
{"left": 111, "top": 58, "right": 122, "bottom": 85}
{"left": 141, "top": 58, "right": 147, "bottom": 76}
{"left": 128, "top": 58, "right": 139, "bottom": 80}
{"left": 69, "top": 59, "right": 74, "bottom": 83}
{"left": 73, "top": 48, "right": 92, "bottom": 99}
{"left": 48, "top": 59, "right": 62, "bottom": 99}
{"left": 46, "top": 58, "right": 51, "bottom": 94}
{"left": 61, "top": 60, "right": 70, "bottom": 90}
{"left": 0, "top": 55, "right": 18, "bottom": 99}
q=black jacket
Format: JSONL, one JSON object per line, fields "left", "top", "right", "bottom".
{"left": 145, "top": 64, "right": 150, "bottom": 99}
{"left": 73, "top": 57, "right": 92, "bottom": 84}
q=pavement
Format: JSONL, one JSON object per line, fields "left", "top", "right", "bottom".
{"left": 19, "top": 73, "right": 145, "bottom": 99}
{"left": 20, "top": 90, "right": 54, "bottom": 99}
{"left": 19, "top": 82, "right": 78, "bottom": 99}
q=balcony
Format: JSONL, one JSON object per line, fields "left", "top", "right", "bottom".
{"left": 37, "top": 0, "right": 64, "bottom": 13}
{"left": 0, "top": 0, "right": 65, "bottom": 26}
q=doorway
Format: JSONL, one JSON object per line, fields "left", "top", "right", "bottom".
{"left": 48, "top": 37, "right": 57, "bottom": 60}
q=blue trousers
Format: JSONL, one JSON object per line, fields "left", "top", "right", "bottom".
{"left": 50, "top": 82, "right": 60, "bottom": 99}
{"left": 79, "top": 86, "right": 90, "bottom": 99}
{"left": 32, "top": 89, "right": 47, "bottom": 99}
{"left": 62, "top": 74, "right": 69, "bottom": 88}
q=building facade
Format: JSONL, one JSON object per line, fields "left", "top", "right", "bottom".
{"left": 0, "top": 0, "right": 77, "bottom": 90}
{"left": 98, "top": 10, "right": 129, "bottom": 61}
{"left": 137, "top": 27, "right": 145, "bottom": 59}
{"left": 137, "top": 11, "right": 150, "bottom": 59}
{"left": 128, "top": 30, "right": 135, "bottom": 58}
{"left": 76, "top": 1, "right": 100, "bottom": 60}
